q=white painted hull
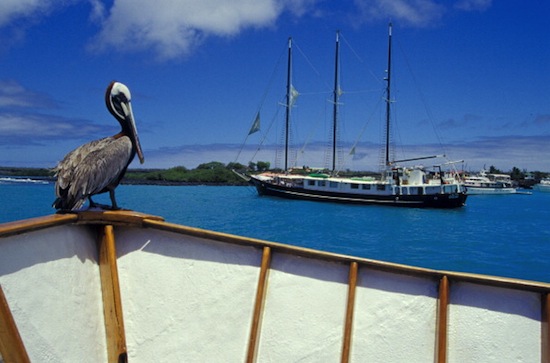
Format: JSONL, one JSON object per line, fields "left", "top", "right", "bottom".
{"left": 533, "top": 183, "right": 550, "bottom": 192}
{"left": 465, "top": 186, "right": 518, "bottom": 195}
{"left": 1, "top": 211, "right": 549, "bottom": 362}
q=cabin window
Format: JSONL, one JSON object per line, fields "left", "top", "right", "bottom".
{"left": 376, "top": 184, "right": 386, "bottom": 191}
{"left": 443, "top": 185, "right": 457, "bottom": 193}
{"left": 308, "top": 180, "right": 315, "bottom": 186}
{"left": 330, "top": 181, "right": 338, "bottom": 188}
{"left": 318, "top": 180, "right": 326, "bottom": 187}
{"left": 362, "top": 184, "right": 371, "bottom": 190}
{"left": 351, "top": 183, "right": 359, "bottom": 189}
{"left": 426, "top": 186, "right": 438, "bottom": 194}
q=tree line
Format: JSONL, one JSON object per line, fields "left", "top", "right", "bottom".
{"left": 0, "top": 163, "right": 548, "bottom": 186}
{"left": 0, "top": 162, "right": 272, "bottom": 185}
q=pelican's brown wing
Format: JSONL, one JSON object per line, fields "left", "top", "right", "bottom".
{"left": 54, "top": 136, "right": 133, "bottom": 210}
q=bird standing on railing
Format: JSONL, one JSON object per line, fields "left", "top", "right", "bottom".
{"left": 53, "top": 81, "right": 144, "bottom": 211}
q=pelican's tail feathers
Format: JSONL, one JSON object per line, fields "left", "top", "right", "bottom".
{"left": 52, "top": 195, "right": 85, "bottom": 211}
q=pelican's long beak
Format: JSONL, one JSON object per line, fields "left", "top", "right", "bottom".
{"left": 125, "top": 102, "right": 145, "bottom": 164}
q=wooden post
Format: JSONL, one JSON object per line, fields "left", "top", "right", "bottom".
{"left": 543, "top": 293, "right": 550, "bottom": 363}
{"left": 246, "top": 246, "right": 271, "bottom": 363}
{"left": 436, "top": 275, "right": 449, "bottom": 363}
{"left": 98, "top": 225, "right": 127, "bottom": 363}
{"left": 341, "top": 261, "right": 358, "bottom": 363}
{"left": 0, "top": 285, "right": 30, "bottom": 363}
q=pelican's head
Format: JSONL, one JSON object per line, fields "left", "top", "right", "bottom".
{"left": 106, "top": 81, "right": 144, "bottom": 164}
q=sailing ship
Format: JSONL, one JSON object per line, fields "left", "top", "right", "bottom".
{"left": 248, "top": 24, "right": 467, "bottom": 208}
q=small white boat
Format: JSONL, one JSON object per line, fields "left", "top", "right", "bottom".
{"left": 0, "top": 210, "right": 549, "bottom": 362}
{"left": 463, "top": 170, "right": 518, "bottom": 195}
{"left": 533, "top": 178, "right": 550, "bottom": 192}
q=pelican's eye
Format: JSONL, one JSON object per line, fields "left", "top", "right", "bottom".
{"left": 112, "top": 94, "right": 128, "bottom": 117}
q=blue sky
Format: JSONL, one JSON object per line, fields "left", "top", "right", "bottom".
{"left": 1, "top": 0, "right": 549, "bottom": 172}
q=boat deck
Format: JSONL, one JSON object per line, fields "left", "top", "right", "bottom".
{"left": 0, "top": 210, "right": 549, "bottom": 362}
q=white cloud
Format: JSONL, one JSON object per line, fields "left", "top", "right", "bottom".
{"left": 353, "top": 0, "right": 446, "bottom": 27}
{"left": 353, "top": 0, "right": 493, "bottom": 27}
{"left": 0, "top": 80, "right": 109, "bottom": 145}
{"left": 0, "top": 0, "right": 493, "bottom": 60}
{"left": 0, "top": 0, "right": 47, "bottom": 27}
{"left": 0, "top": 81, "right": 31, "bottom": 108}
{"left": 454, "top": 0, "right": 492, "bottom": 12}
{"left": 0, "top": 112, "right": 111, "bottom": 145}
{"left": 0, "top": 80, "right": 58, "bottom": 108}
{"left": 89, "top": 0, "right": 318, "bottom": 60}
{"left": 0, "top": 0, "right": 78, "bottom": 27}
{"left": 0, "top": 0, "right": 318, "bottom": 59}
{"left": 281, "top": 0, "right": 319, "bottom": 17}
{"left": 0, "top": 0, "right": 80, "bottom": 52}
{"left": 88, "top": 0, "right": 106, "bottom": 23}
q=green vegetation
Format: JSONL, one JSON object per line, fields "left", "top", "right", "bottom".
{"left": 124, "top": 161, "right": 251, "bottom": 185}
{"left": 487, "top": 165, "right": 546, "bottom": 181}
{"left": 0, "top": 162, "right": 266, "bottom": 185}
{"left": 0, "top": 167, "right": 53, "bottom": 177}
{"left": 1, "top": 163, "right": 548, "bottom": 187}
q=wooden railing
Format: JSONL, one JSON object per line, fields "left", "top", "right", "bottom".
{"left": 1, "top": 210, "right": 549, "bottom": 362}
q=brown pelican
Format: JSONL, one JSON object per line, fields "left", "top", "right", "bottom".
{"left": 53, "top": 81, "right": 144, "bottom": 211}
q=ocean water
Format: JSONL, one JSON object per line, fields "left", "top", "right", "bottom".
{"left": 1, "top": 179, "right": 549, "bottom": 283}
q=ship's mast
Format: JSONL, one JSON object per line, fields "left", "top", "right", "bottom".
{"left": 284, "top": 37, "right": 292, "bottom": 172}
{"left": 384, "top": 23, "right": 393, "bottom": 167}
{"left": 331, "top": 31, "right": 341, "bottom": 174}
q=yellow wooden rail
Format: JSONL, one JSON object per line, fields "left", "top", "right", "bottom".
{"left": 246, "top": 246, "right": 272, "bottom": 363}
{"left": 341, "top": 261, "right": 358, "bottom": 363}
{"left": 436, "top": 275, "right": 450, "bottom": 363}
{"left": 543, "top": 293, "right": 550, "bottom": 363}
{"left": 0, "top": 285, "right": 30, "bottom": 363}
{"left": 98, "top": 225, "right": 127, "bottom": 363}
{"left": 0, "top": 213, "right": 77, "bottom": 238}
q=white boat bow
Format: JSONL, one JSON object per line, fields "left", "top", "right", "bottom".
{"left": 0, "top": 210, "right": 549, "bottom": 362}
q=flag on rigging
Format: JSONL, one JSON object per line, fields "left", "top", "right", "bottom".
{"left": 289, "top": 85, "right": 299, "bottom": 107}
{"left": 248, "top": 112, "right": 261, "bottom": 135}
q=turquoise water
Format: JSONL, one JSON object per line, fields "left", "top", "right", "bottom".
{"left": 1, "top": 180, "right": 549, "bottom": 283}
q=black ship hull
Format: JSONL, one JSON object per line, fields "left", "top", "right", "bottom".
{"left": 250, "top": 178, "right": 467, "bottom": 209}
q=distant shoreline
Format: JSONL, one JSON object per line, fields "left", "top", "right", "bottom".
{"left": 0, "top": 165, "right": 544, "bottom": 189}
{"left": 0, "top": 175, "right": 247, "bottom": 187}
{"left": 120, "top": 179, "right": 247, "bottom": 186}
{"left": 0, "top": 166, "right": 249, "bottom": 186}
